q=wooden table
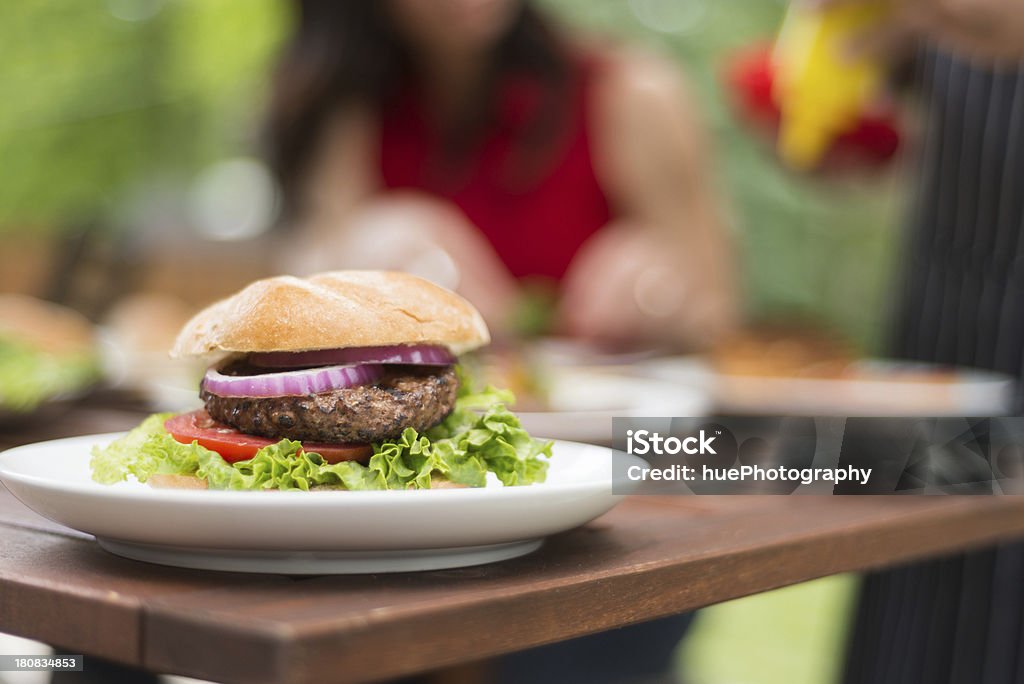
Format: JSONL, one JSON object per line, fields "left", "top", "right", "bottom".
{"left": 2, "top": 406, "right": 1024, "bottom": 684}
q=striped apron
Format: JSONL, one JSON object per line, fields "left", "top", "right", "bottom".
{"left": 844, "top": 49, "right": 1024, "bottom": 684}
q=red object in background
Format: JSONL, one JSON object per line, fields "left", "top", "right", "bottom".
{"left": 724, "top": 44, "right": 902, "bottom": 169}
{"left": 379, "top": 58, "right": 612, "bottom": 283}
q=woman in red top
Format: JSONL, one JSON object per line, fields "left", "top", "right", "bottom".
{"left": 267, "top": 0, "right": 735, "bottom": 350}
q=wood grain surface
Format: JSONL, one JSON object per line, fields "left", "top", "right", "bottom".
{"left": 2, "top": 408, "right": 1024, "bottom": 683}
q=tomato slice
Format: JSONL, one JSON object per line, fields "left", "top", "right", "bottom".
{"left": 164, "top": 410, "right": 372, "bottom": 464}
{"left": 301, "top": 442, "right": 373, "bottom": 464}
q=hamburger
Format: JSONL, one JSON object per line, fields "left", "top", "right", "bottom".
{"left": 0, "top": 294, "right": 99, "bottom": 414}
{"left": 91, "top": 271, "right": 551, "bottom": 491}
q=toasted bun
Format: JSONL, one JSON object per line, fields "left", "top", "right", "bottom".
{"left": 171, "top": 270, "right": 490, "bottom": 358}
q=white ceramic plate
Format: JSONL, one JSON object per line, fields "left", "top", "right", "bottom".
{"left": 640, "top": 357, "right": 1016, "bottom": 417}
{"left": 0, "top": 434, "right": 644, "bottom": 574}
{"left": 516, "top": 368, "right": 709, "bottom": 443}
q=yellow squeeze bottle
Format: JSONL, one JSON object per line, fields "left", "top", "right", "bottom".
{"left": 773, "top": 1, "right": 891, "bottom": 169}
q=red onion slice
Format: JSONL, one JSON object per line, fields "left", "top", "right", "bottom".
{"left": 202, "top": 363, "right": 384, "bottom": 398}
{"left": 249, "top": 344, "right": 455, "bottom": 369}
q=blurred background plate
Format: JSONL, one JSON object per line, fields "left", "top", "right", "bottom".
{"left": 640, "top": 357, "right": 1016, "bottom": 417}
{"left": 516, "top": 367, "right": 710, "bottom": 443}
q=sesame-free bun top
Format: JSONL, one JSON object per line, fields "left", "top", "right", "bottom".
{"left": 171, "top": 271, "right": 490, "bottom": 358}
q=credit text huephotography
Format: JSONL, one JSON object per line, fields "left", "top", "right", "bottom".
{"left": 611, "top": 417, "right": 1024, "bottom": 495}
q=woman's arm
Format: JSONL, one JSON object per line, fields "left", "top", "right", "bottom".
{"left": 813, "top": 0, "right": 1024, "bottom": 64}
{"left": 287, "top": 106, "right": 379, "bottom": 273}
{"left": 561, "top": 47, "right": 738, "bottom": 350}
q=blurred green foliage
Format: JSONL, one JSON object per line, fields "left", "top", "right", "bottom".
{"left": 678, "top": 574, "right": 856, "bottom": 684}
{"left": 0, "top": 0, "right": 284, "bottom": 230}
{"left": 0, "top": 0, "right": 905, "bottom": 352}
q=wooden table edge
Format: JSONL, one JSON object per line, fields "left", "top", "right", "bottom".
{"left": 141, "top": 497, "right": 1024, "bottom": 684}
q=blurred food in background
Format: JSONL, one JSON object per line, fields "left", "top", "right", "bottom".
{"left": 0, "top": 294, "right": 100, "bottom": 415}
{"left": 102, "top": 292, "right": 204, "bottom": 411}
{"left": 507, "top": 278, "right": 560, "bottom": 340}
{"left": 468, "top": 345, "right": 551, "bottom": 412}
{"left": 711, "top": 322, "right": 854, "bottom": 378}
{"left": 725, "top": 43, "right": 901, "bottom": 171}
{"left": 642, "top": 321, "right": 1013, "bottom": 417}
{"left": 772, "top": 0, "right": 894, "bottom": 169}
{"left": 710, "top": 322, "right": 966, "bottom": 385}
{"left": 103, "top": 293, "right": 192, "bottom": 361}
{"left": 723, "top": 0, "right": 905, "bottom": 173}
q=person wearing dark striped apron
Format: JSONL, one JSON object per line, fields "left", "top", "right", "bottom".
{"left": 823, "top": 1, "right": 1024, "bottom": 682}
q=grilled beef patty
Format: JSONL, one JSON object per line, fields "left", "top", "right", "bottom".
{"left": 201, "top": 365, "right": 458, "bottom": 444}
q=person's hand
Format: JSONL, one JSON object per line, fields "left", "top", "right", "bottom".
{"left": 557, "top": 222, "right": 690, "bottom": 349}
{"left": 291, "top": 192, "right": 522, "bottom": 336}
{"left": 810, "top": 0, "right": 1024, "bottom": 62}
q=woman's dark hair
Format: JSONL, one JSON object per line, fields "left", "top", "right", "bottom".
{"left": 266, "top": 0, "right": 573, "bottom": 214}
